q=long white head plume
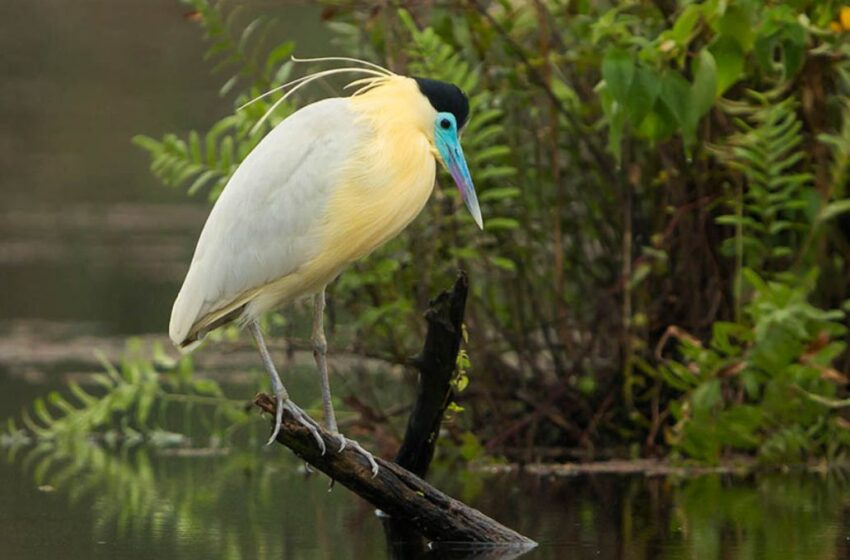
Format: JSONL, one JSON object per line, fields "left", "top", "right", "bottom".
{"left": 241, "top": 56, "right": 396, "bottom": 135}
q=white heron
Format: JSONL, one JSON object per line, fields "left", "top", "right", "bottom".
{"left": 169, "top": 58, "right": 482, "bottom": 475}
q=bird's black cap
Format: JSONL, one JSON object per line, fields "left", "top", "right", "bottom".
{"left": 413, "top": 77, "right": 469, "bottom": 129}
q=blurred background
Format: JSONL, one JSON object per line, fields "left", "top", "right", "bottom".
{"left": 2, "top": 1, "right": 850, "bottom": 559}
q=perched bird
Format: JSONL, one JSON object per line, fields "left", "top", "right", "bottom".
{"left": 169, "top": 57, "right": 482, "bottom": 474}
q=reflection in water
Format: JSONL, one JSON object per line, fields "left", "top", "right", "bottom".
{"left": 3, "top": 436, "right": 849, "bottom": 560}
{"left": 383, "top": 521, "right": 534, "bottom": 560}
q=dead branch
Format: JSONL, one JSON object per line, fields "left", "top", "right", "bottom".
{"left": 253, "top": 273, "right": 536, "bottom": 547}
{"left": 254, "top": 394, "right": 534, "bottom": 545}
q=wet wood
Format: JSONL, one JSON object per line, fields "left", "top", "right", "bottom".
{"left": 254, "top": 273, "right": 536, "bottom": 547}
{"left": 255, "top": 393, "right": 535, "bottom": 546}
{"left": 395, "top": 272, "right": 468, "bottom": 477}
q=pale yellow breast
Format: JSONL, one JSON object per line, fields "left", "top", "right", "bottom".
{"left": 244, "top": 76, "right": 438, "bottom": 316}
{"left": 309, "top": 132, "right": 435, "bottom": 286}
{"left": 241, "top": 142, "right": 434, "bottom": 318}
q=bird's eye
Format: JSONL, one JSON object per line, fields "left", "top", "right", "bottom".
{"left": 440, "top": 118, "right": 451, "bottom": 130}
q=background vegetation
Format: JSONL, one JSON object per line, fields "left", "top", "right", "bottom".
{"left": 10, "top": 0, "right": 850, "bottom": 468}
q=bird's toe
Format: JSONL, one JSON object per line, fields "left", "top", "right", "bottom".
{"left": 265, "top": 394, "right": 286, "bottom": 445}
{"left": 333, "top": 432, "right": 347, "bottom": 453}
{"left": 345, "top": 437, "right": 379, "bottom": 477}
{"left": 283, "top": 401, "right": 326, "bottom": 455}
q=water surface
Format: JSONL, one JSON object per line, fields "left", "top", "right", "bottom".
{"left": 3, "top": 433, "right": 850, "bottom": 560}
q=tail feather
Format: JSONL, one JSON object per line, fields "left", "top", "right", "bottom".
{"left": 169, "top": 283, "right": 204, "bottom": 350}
{"left": 169, "top": 274, "right": 249, "bottom": 351}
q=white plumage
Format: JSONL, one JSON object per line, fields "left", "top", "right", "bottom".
{"left": 167, "top": 64, "right": 479, "bottom": 472}
{"left": 169, "top": 98, "right": 365, "bottom": 347}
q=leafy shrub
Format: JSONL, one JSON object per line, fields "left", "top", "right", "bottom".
{"left": 127, "top": 0, "right": 850, "bottom": 464}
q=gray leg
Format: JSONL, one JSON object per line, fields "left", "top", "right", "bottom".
{"left": 312, "top": 289, "right": 379, "bottom": 476}
{"left": 248, "top": 320, "right": 325, "bottom": 453}
{"left": 312, "top": 290, "right": 339, "bottom": 438}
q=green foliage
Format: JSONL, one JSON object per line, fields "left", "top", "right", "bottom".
{"left": 2, "top": 340, "right": 250, "bottom": 448}
{"left": 133, "top": 0, "right": 299, "bottom": 200}
{"left": 639, "top": 7, "right": 850, "bottom": 464}
{"left": 128, "top": 0, "right": 850, "bottom": 464}
{"left": 599, "top": 1, "right": 850, "bottom": 464}
{"left": 713, "top": 89, "right": 813, "bottom": 273}
{"left": 655, "top": 270, "right": 850, "bottom": 463}
{"left": 132, "top": 115, "right": 260, "bottom": 201}
{"left": 817, "top": 63, "right": 850, "bottom": 218}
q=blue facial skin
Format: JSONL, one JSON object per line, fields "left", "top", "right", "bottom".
{"left": 433, "top": 112, "right": 483, "bottom": 229}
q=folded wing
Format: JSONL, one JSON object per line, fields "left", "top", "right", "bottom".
{"left": 169, "top": 98, "right": 364, "bottom": 347}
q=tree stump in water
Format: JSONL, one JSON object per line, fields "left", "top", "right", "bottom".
{"left": 254, "top": 273, "right": 536, "bottom": 548}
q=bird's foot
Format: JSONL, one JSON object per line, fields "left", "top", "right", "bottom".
{"left": 332, "top": 432, "right": 346, "bottom": 453}
{"left": 332, "top": 433, "right": 379, "bottom": 477}
{"left": 266, "top": 396, "right": 326, "bottom": 455}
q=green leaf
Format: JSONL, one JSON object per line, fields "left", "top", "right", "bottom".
{"left": 479, "top": 187, "right": 520, "bottom": 202}
{"left": 599, "top": 84, "right": 626, "bottom": 164}
{"left": 659, "top": 71, "right": 690, "bottom": 130}
{"left": 489, "top": 256, "right": 517, "bottom": 271}
{"left": 69, "top": 382, "right": 96, "bottom": 407}
{"left": 33, "top": 398, "right": 53, "bottom": 426}
{"left": 818, "top": 199, "right": 850, "bottom": 222}
{"left": 219, "top": 75, "right": 238, "bottom": 97}
{"left": 187, "top": 170, "right": 219, "bottom": 196}
{"left": 473, "top": 145, "right": 511, "bottom": 163}
{"left": 476, "top": 166, "right": 516, "bottom": 180}
{"left": 714, "top": 5, "right": 755, "bottom": 51}
{"left": 485, "top": 217, "right": 520, "bottom": 230}
{"left": 753, "top": 18, "right": 807, "bottom": 80}
{"left": 192, "top": 379, "right": 222, "bottom": 396}
{"left": 238, "top": 16, "right": 265, "bottom": 52}
{"left": 265, "top": 41, "right": 294, "bottom": 75}
{"left": 132, "top": 135, "right": 161, "bottom": 153}
{"left": 670, "top": 4, "right": 703, "bottom": 46}
{"left": 624, "top": 67, "right": 660, "bottom": 125}
{"left": 689, "top": 49, "right": 717, "bottom": 123}
{"left": 188, "top": 131, "right": 202, "bottom": 163}
{"left": 781, "top": 22, "right": 807, "bottom": 79}
{"left": 601, "top": 49, "right": 634, "bottom": 103}
{"left": 709, "top": 35, "right": 744, "bottom": 95}
{"left": 692, "top": 379, "right": 722, "bottom": 416}
{"left": 638, "top": 104, "right": 676, "bottom": 141}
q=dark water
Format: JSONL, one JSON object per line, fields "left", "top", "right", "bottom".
{"left": 2, "top": 2, "right": 850, "bottom": 560}
{"left": 0, "top": 0, "right": 326, "bottom": 334}
{"left": 3, "top": 430, "right": 850, "bottom": 560}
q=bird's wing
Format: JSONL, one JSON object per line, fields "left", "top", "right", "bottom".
{"left": 169, "top": 98, "right": 365, "bottom": 346}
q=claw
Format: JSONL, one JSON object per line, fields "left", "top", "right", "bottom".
{"left": 334, "top": 432, "right": 347, "bottom": 453}
{"left": 267, "top": 396, "right": 327, "bottom": 455}
{"left": 345, "top": 437, "right": 379, "bottom": 477}
{"left": 307, "top": 424, "right": 326, "bottom": 455}
{"left": 265, "top": 394, "right": 285, "bottom": 445}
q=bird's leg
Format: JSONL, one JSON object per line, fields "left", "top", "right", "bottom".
{"left": 248, "top": 320, "right": 325, "bottom": 453}
{"left": 312, "top": 289, "right": 379, "bottom": 477}
{"left": 311, "top": 290, "right": 341, "bottom": 446}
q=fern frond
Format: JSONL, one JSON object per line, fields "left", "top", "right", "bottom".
{"left": 2, "top": 342, "right": 249, "bottom": 447}
{"left": 181, "top": 0, "right": 288, "bottom": 92}
{"left": 713, "top": 88, "right": 813, "bottom": 272}
{"left": 133, "top": 108, "right": 273, "bottom": 200}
